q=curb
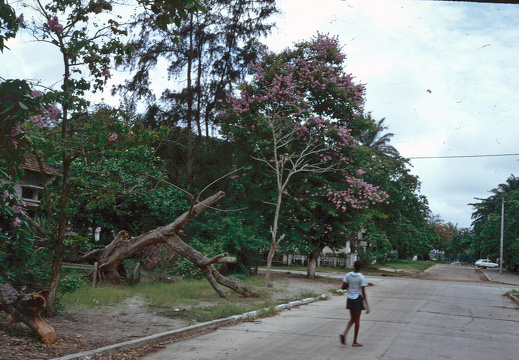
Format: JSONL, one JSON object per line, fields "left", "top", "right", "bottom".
{"left": 50, "top": 294, "right": 329, "bottom": 360}
{"left": 509, "top": 294, "right": 519, "bottom": 305}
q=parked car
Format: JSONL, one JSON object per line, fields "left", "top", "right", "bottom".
{"left": 475, "top": 259, "right": 498, "bottom": 269}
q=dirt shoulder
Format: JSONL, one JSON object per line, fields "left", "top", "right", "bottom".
{"left": 0, "top": 274, "right": 339, "bottom": 360}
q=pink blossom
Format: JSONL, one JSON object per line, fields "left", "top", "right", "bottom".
{"left": 128, "top": 130, "right": 135, "bottom": 135}
{"left": 102, "top": 69, "right": 112, "bottom": 78}
{"left": 45, "top": 104, "right": 60, "bottom": 121}
{"left": 2, "top": 191, "right": 10, "bottom": 199}
{"left": 48, "top": 16, "right": 63, "bottom": 32}
{"left": 12, "top": 217, "right": 21, "bottom": 227}
{"left": 31, "top": 90, "right": 42, "bottom": 98}
{"left": 28, "top": 115, "right": 45, "bottom": 128}
{"left": 108, "top": 133, "right": 118, "bottom": 142}
{"left": 10, "top": 123, "right": 21, "bottom": 136}
{"left": 356, "top": 169, "right": 366, "bottom": 176}
{"left": 12, "top": 205, "right": 26, "bottom": 216}
{"left": 11, "top": 139, "right": 18, "bottom": 148}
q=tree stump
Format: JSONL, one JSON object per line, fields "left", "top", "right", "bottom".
{"left": 0, "top": 283, "right": 57, "bottom": 344}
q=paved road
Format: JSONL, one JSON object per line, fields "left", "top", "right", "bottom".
{"left": 142, "top": 265, "right": 519, "bottom": 360}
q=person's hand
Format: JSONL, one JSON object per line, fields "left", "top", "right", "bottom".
{"left": 366, "top": 305, "right": 370, "bottom": 314}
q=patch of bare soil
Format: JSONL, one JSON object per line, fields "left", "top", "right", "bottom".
{"left": 0, "top": 274, "right": 339, "bottom": 360}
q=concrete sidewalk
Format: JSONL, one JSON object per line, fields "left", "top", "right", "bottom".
{"left": 480, "top": 267, "right": 519, "bottom": 286}
{"left": 140, "top": 276, "right": 519, "bottom": 360}
{"left": 51, "top": 266, "right": 519, "bottom": 359}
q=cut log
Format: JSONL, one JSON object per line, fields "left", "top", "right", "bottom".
{"left": 0, "top": 283, "right": 57, "bottom": 344}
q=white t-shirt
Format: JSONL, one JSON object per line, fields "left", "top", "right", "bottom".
{"left": 343, "top": 271, "right": 366, "bottom": 299}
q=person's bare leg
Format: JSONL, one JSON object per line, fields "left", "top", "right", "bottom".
{"left": 352, "top": 310, "right": 362, "bottom": 346}
{"left": 340, "top": 309, "right": 355, "bottom": 345}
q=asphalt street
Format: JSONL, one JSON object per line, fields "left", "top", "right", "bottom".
{"left": 142, "top": 265, "right": 519, "bottom": 360}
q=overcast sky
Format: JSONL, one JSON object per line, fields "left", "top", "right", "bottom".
{"left": 262, "top": 0, "right": 519, "bottom": 228}
{"left": 2, "top": 0, "right": 518, "bottom": 229}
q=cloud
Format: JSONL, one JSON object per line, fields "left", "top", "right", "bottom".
{"left": 264, "top": 0, "right": 519, "bottom": 228}
{"left": 3, "top": 0, "right": 518, "bottom": 229}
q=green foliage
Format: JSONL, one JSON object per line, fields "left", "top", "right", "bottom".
{"left": 144, "top": 0, "right": 206, "bottom": 30}
{"left": 360, "top": 136, "right": 436, "bottom": 260}
{"left": 141, "top": 243, "right": 178, "bottom": 276}
{"left": 39, "top": 109, "right": 189, "bottom": 247}
{"left": 0, "top": 77, "right": 55, "bottom": 288}
{"left": 170, "top": 255, "right": 205, "bottom": 279}
{"left": 0, "top": 0, "right": 21, "bottom": 52}
{"left": 472, "top": 175, "right": 519, "bottom": 267}
{"left": 59, "top": 272, "right": 88, "bottom": 296}
{"left": 0, "top": 176, "right": 52, "bottom": 288}
{"left": 188, "top": 213, "right": 268, "bottom": 274}
{"left": 0, "top": 79, "right": 49, "bottom": 172}
{"left": 219, "top": 34, "right": 387, "bottom": 271}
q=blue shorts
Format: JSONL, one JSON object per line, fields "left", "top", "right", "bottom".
{"left": 346, "top": 295, "right": 365, "bottom": 311}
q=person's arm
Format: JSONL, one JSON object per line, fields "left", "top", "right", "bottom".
{"left": 362, "top": 286, "right": 370, "bottom": 313}
{"left": 341, "top": 281, "right": 349, "bottom": 290}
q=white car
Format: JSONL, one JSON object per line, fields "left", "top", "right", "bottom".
{"left": 475, "top": 259, "right": 499, "bottom": 269}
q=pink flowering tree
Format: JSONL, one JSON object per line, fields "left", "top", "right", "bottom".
{"left": 3, "top": 0, "right": 138, "bottom": 316}
{"left": 220, "top": 34, "right": 388, "bottom": 280}
{"left": 0, "top": 79, "right": 56, "bottom": 287}
{"left": 1, "top": 0, "right": 205, "bottom": 316}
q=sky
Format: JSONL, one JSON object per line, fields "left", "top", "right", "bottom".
{"left": 262, "top": 0, "right": 519, "bottom": 228}
{"left": 2, "top": 0, "right": 519, "bottom": 228}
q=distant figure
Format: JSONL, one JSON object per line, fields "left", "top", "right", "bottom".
{"left": 340, "top": 260, "right": 370, "bottom": 347}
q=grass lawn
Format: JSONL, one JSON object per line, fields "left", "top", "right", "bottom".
{"left": 379, "top": 259, "right": 436, "bottom": 271}
{"left": 59, "top": 273, "right": 335, "bottom": 323}
{"left": 58, "top": 260, "right": 435, "bottom": 322}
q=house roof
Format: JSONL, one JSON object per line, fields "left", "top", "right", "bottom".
{"left": 21, "top": 153, "right": 61, "bottom": 176}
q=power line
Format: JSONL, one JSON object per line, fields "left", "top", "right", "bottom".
{"left": 409, "top": 153, "right": 519, "bottom": 160}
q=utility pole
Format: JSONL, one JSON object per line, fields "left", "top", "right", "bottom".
{"left": 499, "top": 196, "right": 504, "bottom": 274}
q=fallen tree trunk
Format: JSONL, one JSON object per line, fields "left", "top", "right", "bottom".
{"left": 81, "top": 191, "right": 259, "bottom": 298}
{"left": 0, "top": 283, "right": 57, "bottom": 344}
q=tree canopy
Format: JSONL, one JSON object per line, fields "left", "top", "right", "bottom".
{"left": 0, "top": 0, "right": 449, "bottom": 318}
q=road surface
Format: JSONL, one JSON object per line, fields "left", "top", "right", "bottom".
{"left": 142, "top": 265, "right": 519, "bottom": 360}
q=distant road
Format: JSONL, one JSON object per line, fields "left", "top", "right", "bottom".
{"left": 415, "top": 263, "right": 481, "bottom": 281}
{"left": 143, "top": 265, "right": 519, "bottom": 360}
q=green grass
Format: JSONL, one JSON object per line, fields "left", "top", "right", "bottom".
{"left": 59, "top": 274, "right": 328, "bottom": 322}
{"left": 380, "top": 259, "right": 435, "bottom": 271}
{"left": 59, "top": 260, "right": 434, "bottom": 322}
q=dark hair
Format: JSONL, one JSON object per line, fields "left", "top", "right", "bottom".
{"left": 354, "top": 260, "right": 362, "bottom": 272}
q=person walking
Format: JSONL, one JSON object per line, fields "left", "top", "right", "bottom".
{"left": 340, "top": 260, "right": 370, "bottom": 347}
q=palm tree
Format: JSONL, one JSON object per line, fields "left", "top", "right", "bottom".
{"left": 471, "top": 174, "right": 519, "bottom": 227}
{"left": 491, "top": 174, "right": 519, "bottom": 196}
{"left": 360, "top": 115, "right": 400, "bottom": 157}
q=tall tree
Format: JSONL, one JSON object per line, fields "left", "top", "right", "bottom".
{"left": 20, "top": 0, "right": 132, "bottom": 316}
{"left": 220, "top": 34, "right": 388, "bottom": 281}
{"left": 360, "top": 146, "right": 435, "bottom": 260}
{"left": 359, "top": 115, "right": 400, "bottom": 157}
{"left": 9, "top": 0, "right": 200, "bottom": 315}
{"left": 471, "top": 174, "right": 519, "bottom": 267}
{"left": 119, "top": 0, "right": 277, "bottom": 188}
